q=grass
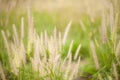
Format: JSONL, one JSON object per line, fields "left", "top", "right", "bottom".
{"left": 0, "top": 0, "right": 120, "bottom": 80}
{"left": 0, "top": 9, "right": 81, "bottom": 80}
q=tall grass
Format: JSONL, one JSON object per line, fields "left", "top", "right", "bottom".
{"left": 88, "top": 1, "right": 120, "bottom": 80}
{"left": 0, "top": 0, "right": 120, "bottom": 80}
{"left": 1, "top": 9, "right": 81, "bottom": 80}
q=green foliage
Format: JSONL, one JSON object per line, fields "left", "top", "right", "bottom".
{"left": 0, "top": 4, "right": 120, "bottom": 79}
{"left": 33, "top": 11, "right": 54, "bottom": 34}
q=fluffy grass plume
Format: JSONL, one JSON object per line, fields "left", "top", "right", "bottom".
{"left": 1, "top": 11, "right": 81, "bottom": 80}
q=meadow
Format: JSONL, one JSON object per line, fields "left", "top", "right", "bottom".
{"left": 0, "top": 0, "right": 120, "bottom": 80}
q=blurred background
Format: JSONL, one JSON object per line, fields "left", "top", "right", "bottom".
{"left": 0, "top": 0, "right": 120, "bottom": 79}
{"left": 0, "top": 0, "right": 110, "bottom": 58}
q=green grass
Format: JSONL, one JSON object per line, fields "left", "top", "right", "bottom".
{"left": 0, "top": 5, "right": 120, "bottom": 80}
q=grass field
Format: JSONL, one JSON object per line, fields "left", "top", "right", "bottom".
{"left": 0, "top": 0, "right": 120, "bottom": 80}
